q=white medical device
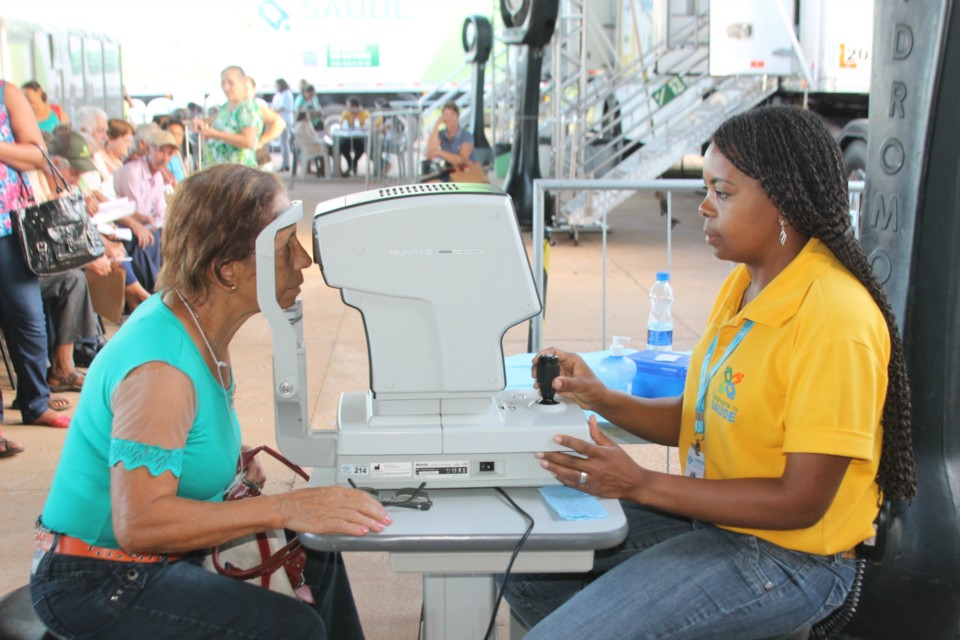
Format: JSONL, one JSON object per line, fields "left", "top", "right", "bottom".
{"left": 259, "top": 185, "right": 589, "bottom": 488}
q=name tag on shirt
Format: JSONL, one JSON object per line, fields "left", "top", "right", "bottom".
{"left": 686, "top": 446, "right": 705, "bottom": 479}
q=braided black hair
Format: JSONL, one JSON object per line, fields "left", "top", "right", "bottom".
{"left": 711, "top": 105, "right": 917, "bottom": 503}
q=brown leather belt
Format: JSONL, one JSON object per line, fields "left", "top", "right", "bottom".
{"left": 35, "top": 530, "right": 181, "bottom": 564}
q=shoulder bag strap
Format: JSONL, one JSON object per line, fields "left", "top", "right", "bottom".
{"left": 34, "top": 144, "right": 70, "bottom": 194}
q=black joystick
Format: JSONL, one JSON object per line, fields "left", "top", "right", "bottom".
{"left": 536, "top": 355, "right": 560, "bottom": 405}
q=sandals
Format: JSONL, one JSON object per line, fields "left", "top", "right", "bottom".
{"left": 11, "top": 396, "right": 72, "bottom": 411}
{"left": 49, "top": 396, "right": 73, "bottom": 411}
{"left": 0, "top": 437, "right": 24, "bottom": 458}
{"left": 48, "top": 370, "right": 85, "bottom": 393}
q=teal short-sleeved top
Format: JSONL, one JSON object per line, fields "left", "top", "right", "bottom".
{"left": 40, "top": 294, "right": 242, "bottom": 548}
{"left": 204, "top": 99, "right": 263, "bottom": 167}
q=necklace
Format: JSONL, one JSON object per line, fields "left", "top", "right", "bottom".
{"left": 175, "top": 288, "right": 233, "bottom": 404}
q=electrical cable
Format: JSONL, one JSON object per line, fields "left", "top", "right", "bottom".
{"left": 483, "top": 487, "right": 535, "bottom": 640}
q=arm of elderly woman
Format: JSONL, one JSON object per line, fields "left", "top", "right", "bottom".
{"left": 534, "top": 349, "right": 852, "bottom": 531}
{"left": 0, "top": 83, "right": 45, "bottom": 170}
{"left": 200, "top": 124, "right": 259, "bottom": 150}
{"left": 110, "top": 362, "right": 390, "bottom": 554}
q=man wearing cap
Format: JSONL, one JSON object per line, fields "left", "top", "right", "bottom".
{"left": 111, "top": 127, "right": 178, "bottom": 295}
{"left": 113, "top": 127, "right": 178, "bottom": 230}
{"left": 49, "top": 131, "right": 154, "bottom": 312}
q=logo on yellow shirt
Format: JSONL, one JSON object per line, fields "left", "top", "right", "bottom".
{"left": 710, "top": 366, "right": 745, "bottom": 424}
{"left": 720, "top": 366, "right": 745, "bottom": 400}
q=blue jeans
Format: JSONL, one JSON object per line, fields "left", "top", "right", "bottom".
{"left": 122, "top": 229, "right": 162, "bottom": 295}
{"left": 31, "top": 544, "right": 365, "bottom": 639}
{"left": 503, "top": 502, "right": 855, "bottom": 640}
{"left": 0, "top": 234, "right": 51, "bottom": 423}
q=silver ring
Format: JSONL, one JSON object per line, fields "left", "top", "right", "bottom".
{"left": 578, "top": 471, "right": 588, "bottom": 485}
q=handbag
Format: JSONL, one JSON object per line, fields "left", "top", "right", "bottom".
{"left": 10, "top": 146, "right": 104, "bottom": 276}
{"left": 203, "top": 445, "right": 315, "bottom": 603}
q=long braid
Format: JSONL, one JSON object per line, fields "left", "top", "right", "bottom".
{"left": 711, "top": 106, "right": 917, "bottom": 503}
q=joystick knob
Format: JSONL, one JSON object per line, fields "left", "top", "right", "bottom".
{"left": 536, "top": 354, "right": 560, "bottom": 405}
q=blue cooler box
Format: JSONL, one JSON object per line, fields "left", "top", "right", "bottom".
{"left": 628, "top": 350, "right": 690, "bottom": 398}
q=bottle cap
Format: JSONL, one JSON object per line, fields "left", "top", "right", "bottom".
{"left": 609, "top": 335, "right": 629, "bottom": 355}
{"left": 656, "top": 271, "right": 670, "bottom": 282}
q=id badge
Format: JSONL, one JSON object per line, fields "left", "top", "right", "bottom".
{"left": 686, "top": 443, "right": 705, "bottom": 479}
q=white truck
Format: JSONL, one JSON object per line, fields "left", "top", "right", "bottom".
{"left": 0, "top": 16, "right": 124, "bottom": 121}
{"left": 706, "top": 0, "right": 873, "bottom": 177}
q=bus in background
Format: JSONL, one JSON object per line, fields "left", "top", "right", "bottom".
{"left": 0, "top": 16, "right": 124, "bottom": 122}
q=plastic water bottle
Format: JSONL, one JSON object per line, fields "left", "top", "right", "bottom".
{"left": 595, "top": 336, "right": 637, "bottom": 394}
{"left": 647, "top": 272, "right": 674, "bottom": 352}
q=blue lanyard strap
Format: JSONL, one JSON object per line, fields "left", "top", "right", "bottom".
{"left": 694, "top": 320, "right": 754, "bottom": 435}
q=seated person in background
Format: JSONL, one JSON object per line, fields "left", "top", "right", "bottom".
{"left": 426, "top": 101, "right": 476, "bottom": 182}
{"left": 21, "top": 81, "right": 69, "bottom": 133}
{"left": 292, "top": 112, "right": 328, "bottom": 176}
{"left": 95, "top": 118, "right": 136, "bottom": 178}
{"left": 161, "top": 118, "right": 188, "bottom": 182}
{"left": 40, "top": 265, "right": 107, "bottom": 392}
{"left": 124, "top": 123, "right": 156, "bottom": 165}
{"left": 29, "top": 144, "right": 112, "bottom": 392}
{"left": 92, "top": 118, "right": 136, "bottom": 200}
{"left": 295, "top": 84, "right": 324, "bottom": 131}
{"left": 338, "top": 97, "right": 370, "bottom": 177}
{"left": 112, "top": 128, "right": 178, "bottom": 295}
{"left": 503, "top": 106, "right": 918, "bottom": 639}
{"left": 75, "top": 105, "right": 108, "bottom": 153}
{"left": 30, "top": 164, "right": 392, "bottom": 638}
{"left": 49, "top": 133, "right": 152, "bottom": 311}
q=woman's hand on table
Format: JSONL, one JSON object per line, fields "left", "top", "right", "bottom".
{"left": 537, "top": 416, "right": 646, "bottom": 501}
{"left": 276, "top": 486, "right": 393, "bottom": 537}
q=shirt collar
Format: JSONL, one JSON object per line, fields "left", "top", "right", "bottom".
{"left": 730, "top": 238, "right": 836, "bottom": 327}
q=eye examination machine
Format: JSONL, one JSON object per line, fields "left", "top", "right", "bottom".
{"left": 257, "top": 183, "right": 591, "bottom": 489}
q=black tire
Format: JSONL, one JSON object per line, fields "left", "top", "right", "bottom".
{"left": 843, "top": 139, "right": 868, "bottom": 180}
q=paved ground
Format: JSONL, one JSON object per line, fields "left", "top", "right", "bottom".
{"left": 0, "top": 169, "right": 730, "bottom": 638}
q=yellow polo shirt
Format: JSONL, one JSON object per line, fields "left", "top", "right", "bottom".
{"left": 679, "top": 239, "right": 887, "bottom": 555}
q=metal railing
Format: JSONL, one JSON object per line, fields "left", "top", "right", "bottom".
{"left": 530, "top": 178, "right": 867, "bottom": 352}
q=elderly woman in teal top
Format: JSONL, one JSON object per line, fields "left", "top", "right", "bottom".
{"left": 31, "top": 164, "right": 392, "bottom": 639}
{"left": 195, "top": 66, "right": 263, "bottom": 167}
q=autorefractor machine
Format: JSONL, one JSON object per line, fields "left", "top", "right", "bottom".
{"left": 256, "top": 183, "right": 589, "bottom": 489}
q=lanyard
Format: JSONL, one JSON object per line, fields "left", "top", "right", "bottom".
{"left": 694, "top": 320, "right": 754, "bottom": 435}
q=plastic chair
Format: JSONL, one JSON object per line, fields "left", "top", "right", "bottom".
{"left": 289, "top": 127, "right": 330, "bottom": 187}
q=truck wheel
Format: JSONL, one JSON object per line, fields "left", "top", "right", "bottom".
{"left": 844, "top": 139, "right": 867, "bottom": 180}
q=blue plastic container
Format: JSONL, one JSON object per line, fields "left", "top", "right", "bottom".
{"left": 628, "top": 350, "right": 690, "bottom": 398}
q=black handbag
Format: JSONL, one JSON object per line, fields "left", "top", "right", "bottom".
{"left": 10, "top": 146, "right": 105, "bottom": 276}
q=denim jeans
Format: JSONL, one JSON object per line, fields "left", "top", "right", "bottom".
{"left": 503, "top": 502, "right": 855, "bottom": 640}
{"left": 31, "top": 544, "right": 365, "bottom": 639}
{"left": 0, "top": 234, "right": 51, "bottom": 423}
{"left": 122, "top": 229, "right": 162, "bottom": 295}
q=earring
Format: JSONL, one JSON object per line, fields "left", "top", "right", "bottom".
{"left": 229, "top": 283, "right": 238, "bottom": 292}
{"left": 779, "top": 219, "right": 787, "bottom": 246}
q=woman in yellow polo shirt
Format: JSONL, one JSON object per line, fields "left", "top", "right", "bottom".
{"left": 505, "top": 106, "right": 917, "bottom": 639}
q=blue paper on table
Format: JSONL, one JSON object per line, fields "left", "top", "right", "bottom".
{"left": 538, "top": 485, "right": 608, "bottom": 520}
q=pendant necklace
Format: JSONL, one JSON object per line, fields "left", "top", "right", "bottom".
{"left": 175, "top": 288, "right": 234, "bottom": 407}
